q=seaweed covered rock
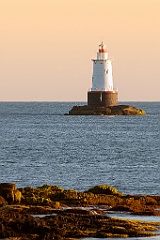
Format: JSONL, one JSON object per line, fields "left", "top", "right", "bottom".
{"left": 17, "top": 184, "right": 160, "bottom": 211}
{"left": 68, "top": 104, "right": 146, "bottom": 115}
{"left": 19, "top": 185, "right": 63, "bottom": 207}
{"left": 0, "top": 182, "right": 160, "bottom": 239}
{"left": 85, "top": 184, "right": 123, "bottom": 196}
{"left": 0, "top": 208, "right": 159, "bottom": 239}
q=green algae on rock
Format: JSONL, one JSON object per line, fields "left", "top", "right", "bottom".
{"left": 85, "top": 184, "right": 123, "bottom": 196}
{"left": 68, "top": 104, "right": 146, "bottom": 115}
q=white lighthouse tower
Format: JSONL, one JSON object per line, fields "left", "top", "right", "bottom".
{"left": 92, "top": 42, "right": 113, "bottom": 91}
{"left": 88, "top": 42, "right": 118, "bottom": 106}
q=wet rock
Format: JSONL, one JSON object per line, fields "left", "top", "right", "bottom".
{"left": 60, "top": 208, "right": 95, "bottom": 215}
{"left": 24, "top": 206, "right": 54, "bottom": 214}
{"left": 109, "top": 205, "right": 131, "bottom": 212}
{"left": 131, "top": 209, "right": 160, "bottom": 216}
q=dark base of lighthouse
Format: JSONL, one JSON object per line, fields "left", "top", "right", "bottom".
{"left": 87, "top": 91, "right": 118, "bottom": 107}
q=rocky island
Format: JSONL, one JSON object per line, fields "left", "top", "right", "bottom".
{"left": 68, "top": 104, "right": 146, "bottom": 115}
{"left": 0, "top": 183, "right": 159, "bottom": 239}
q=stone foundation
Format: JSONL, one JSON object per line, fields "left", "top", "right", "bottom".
{"left": 88, "top": 91, "right": 118, "bottom": 107}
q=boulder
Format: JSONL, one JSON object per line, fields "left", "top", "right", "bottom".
{"left": 0, "top": 183, "right": 21, "bottom": 204}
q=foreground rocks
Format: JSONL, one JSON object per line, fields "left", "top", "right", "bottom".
{"left": 0, "top": 207, "right": 159, "bottom": 240}
{"left": 68, "top": 104, "right": 146, "bottom": 115}
{"left": 0, "top": 183, "right": 159, "bottom": 239}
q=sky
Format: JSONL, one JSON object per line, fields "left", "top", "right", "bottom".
{"left": 0, "top": 0, "right": 160, "bottom": 102}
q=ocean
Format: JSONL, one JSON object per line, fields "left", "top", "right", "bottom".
{"left": 0, "top": 101, "right": 160, "bottom": 240}
{"left": 0, "top": 102, "right": 159, "bottom": 195}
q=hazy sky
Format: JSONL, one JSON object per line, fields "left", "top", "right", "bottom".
{"left": 0, "top": 0, "right": 160, "bottom": 101}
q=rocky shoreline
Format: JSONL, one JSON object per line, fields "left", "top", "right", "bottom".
{"left": 0, "top": 183, "right": 159, "bottom": 239}
{"left": 68, "top": 105, "right": 146, "bottom": 115}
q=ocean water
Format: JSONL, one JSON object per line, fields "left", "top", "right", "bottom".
{"left": 0, "top": 102, "right": 159, "bottom": 196}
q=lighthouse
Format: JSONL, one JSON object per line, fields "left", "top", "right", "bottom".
{"left": 68, "top": 42, "right": 146, "bottom": 115}
{"left": 88, "top": 42, "right": 118, "bottom": 106}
